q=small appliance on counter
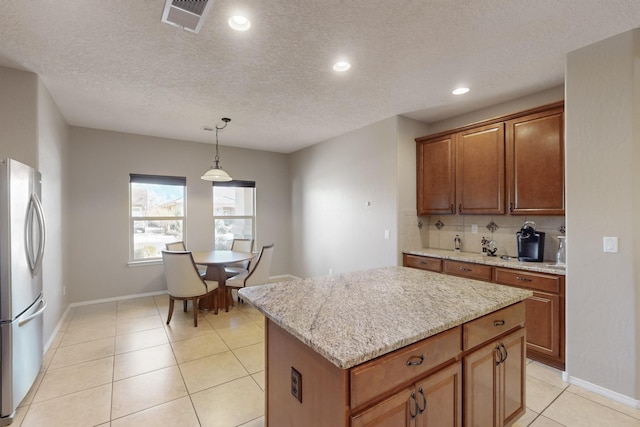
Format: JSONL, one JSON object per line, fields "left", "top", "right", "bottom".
{"left": 516, "top": 221, "right": 545, "bottom": 262}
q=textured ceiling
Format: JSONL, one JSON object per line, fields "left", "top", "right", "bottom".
{"left": 1, "top": 1, "right": 639, "bottom": 153}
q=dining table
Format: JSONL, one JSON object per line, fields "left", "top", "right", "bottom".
{"left": 191, "top": 250, "right": 255, "bottom": 313}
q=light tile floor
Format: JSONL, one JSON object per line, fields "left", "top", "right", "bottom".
{"left": 11, "top": 294, "right": 640, "bottom": 426}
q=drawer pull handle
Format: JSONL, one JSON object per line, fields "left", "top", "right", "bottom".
{"left": 494, "top": 320, "right": 506, "bottom": 327}
{"left": 501, "top": 343, "right": 508, "bottom": 362}
{"left": 516, "top": 276, "right": 532, "bottom": 282}
{"left": 495, "top": 345, "right": 503, "bottom": 365}
{"left": 418, "top": 261, "right": 426, "bottom": 265}
{"left": 459, "top": 267, "right": 472, "bottom": 272}
{"left": 418, "top": 387, "right": 427, "bottom": 414}
{"left": 410, "top": 392, "right": 418, "bottom": 419}
{"left": 406, "top": 355, "right": 425, "bottom": 366}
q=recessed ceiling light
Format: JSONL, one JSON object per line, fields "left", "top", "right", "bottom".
{"left": 229, "top": 15, "right": 251, "bottom": 31}
{"left": 452, "top": 87, "right": 470, "bottom": 95}
{"left": 333, "top": 61, "right": 351, "bottom": 72}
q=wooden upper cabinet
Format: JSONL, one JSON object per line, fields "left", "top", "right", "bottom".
{"left": 456, "top": 123, "right": 505, "bottom": 214}
{"left": 417, "top": 135, "right": 455, "bottom": 215}
{"left": 506, "top": 106, "right": 565, "bottom": 215}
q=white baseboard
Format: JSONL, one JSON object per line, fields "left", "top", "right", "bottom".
{"left": 564, "top": 372, "right": 640, "bottom": 409}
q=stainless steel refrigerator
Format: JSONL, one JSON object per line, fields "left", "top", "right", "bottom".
{"left": 0, "top": 159, "right": 47, "bottom": 424}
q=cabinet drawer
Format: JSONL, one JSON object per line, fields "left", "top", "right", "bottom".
{"left": 350, "top": 326, "right": 461, "bottom": 409}
{"left": 444, "top": 260, "right": 492, "bottom": 281}
{"left": 494, "top": 268, "right": 560, "bottom": 293}
{"left": 404, "top": 254, "right": 443, "bottom": 272}
{"left": 463, "top": 302, "right": 525, "bottom": 351}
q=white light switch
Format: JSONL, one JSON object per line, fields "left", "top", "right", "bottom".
{"left": 603, "top": 237, "right": 618, "bottom": 253}
{"left": 471, "top": 224, "right": 478, "bottom": 234}
{"left": 384, "top": 230, "right": 390, "bottom": 240}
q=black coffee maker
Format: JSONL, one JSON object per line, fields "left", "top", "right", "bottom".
{"left": 516, "top": 221, "right": 545, "bottom": 262}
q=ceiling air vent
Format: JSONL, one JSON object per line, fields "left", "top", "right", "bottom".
{"left": 161, "top": 0, "right": 213, "bottom": 34}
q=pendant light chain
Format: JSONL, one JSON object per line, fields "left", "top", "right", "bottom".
{"left": 214, "top": 117, "right": 230, "bottom": 168}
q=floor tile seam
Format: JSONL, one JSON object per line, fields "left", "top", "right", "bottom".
{"left": 173, "top": 346, "right": 232, "bottom": 365}
{"left": 536, "top": 387, "right": 570, "bottom": 425}
{"left": 57, "top": 335, "right": 117, "bottom": 349}
{"left": 249, "top": 371, "right": 265, "bottom": 392}
{"left": 229, "top": 347, "right": 261, "bottom": 375}
{"left": 108, "top": 395, "right": 193, "bottom": 424}
{"left": 111, "top": 363, "right": 184, "bottom": 387}
{"left": 186, "top": 372, "right": 254, "bottom": 397}
{"left": 115, "top": 324, "right": 166, "bottom": 336}
{"left": 562, "top": 386, "right": 640, "bottom": 421}
{"left": 30, "top": 381, "right": 114, "bottom": 407}
{"left": 114, "top": 339, "right": 171, "bottom": 356}
{"left": 236, "top": 415, "right": 264, "bottom": 427}
{"left": 113, "top": 359, "right": 178, "bottom": 382}
{"left": 46, "top": 354, "right": 116, "bottom": 373}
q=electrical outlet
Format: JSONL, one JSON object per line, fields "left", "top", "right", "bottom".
{"left": 329, "top": 268, "right": 333, "bottom": 276}
{"left": 291, "top": 367, "right": 302, "bottom": 403}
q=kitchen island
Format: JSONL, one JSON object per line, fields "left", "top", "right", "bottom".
{"left": 239, "top": 266, "right": 532, "bottom": 427}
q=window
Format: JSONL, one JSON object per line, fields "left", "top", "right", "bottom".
{"left": 213, "top": 180, "right": 256, "bottom": 250}
{"left": 130, "top": 174, "right": 186, "bottom": 261}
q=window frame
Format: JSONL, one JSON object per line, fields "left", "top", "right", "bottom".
{"left": 212, "top": 180, "right": 256, "bottom": 250}
{"left": 129, "top": 174, "right": 187, "bottom": 263}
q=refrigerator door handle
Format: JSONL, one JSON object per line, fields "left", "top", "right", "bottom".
{"left": 18, "top": 299, "right": 47, "bottom": 327}
{"left": 25, "top": 192, "right": 46, "bottom": 273}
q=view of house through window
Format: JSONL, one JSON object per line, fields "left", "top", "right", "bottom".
{"left": 213, "top": 180, "right": 256, "bottom": 250}
{"left": 130, "top": 174, "right": 186, "bottom": 261}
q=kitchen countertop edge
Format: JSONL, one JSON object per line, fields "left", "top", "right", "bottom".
{"left": 404, "top": 248, "right": 566, "bottom": 275}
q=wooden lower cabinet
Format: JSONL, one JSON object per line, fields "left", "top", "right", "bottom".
{"left": 464, "top": 328, "right": 526, "bottom": 427}
{"left": 351, "top": 362, "right": 462, "bottom": 427}
{"left": 404, "top": 255, "right": 565, "bottom": 370}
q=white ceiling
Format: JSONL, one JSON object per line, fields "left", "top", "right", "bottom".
{"left": 1, "top": 1, "right": 639, "bottom": 154}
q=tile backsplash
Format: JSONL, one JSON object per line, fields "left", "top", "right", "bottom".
{"left": 402, "top": 211, "right": 565, "bottom": 262}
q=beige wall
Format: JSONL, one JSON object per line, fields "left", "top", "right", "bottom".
{"left": 0, "top": 67, "right": 39, "bottom": 166}
{"left": 290, "top": 117, "right": 398, "bottom": 278}
{"left": 565, "top": 29, "right": 640, "bottom": 400}
{"left": 0, "top": 67, "right": 70, "bottom": 346}
{"left": 68, "top": 127, "right": 291, "bottom": 302}
{"left": 37, "top": 79, "right": 70, "bottom": 343}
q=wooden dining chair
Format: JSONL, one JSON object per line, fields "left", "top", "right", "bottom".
{"left": 166, "top": 241, "right": 206, "bottom": 278}
{"left": 226, "top": 243, "right": 274, "bottom": 305}
{"left": 161, "top": 250, "right": 218, "bottom": 326}
{"left": 225, "top": 238, "right": 255, "bottom": 278}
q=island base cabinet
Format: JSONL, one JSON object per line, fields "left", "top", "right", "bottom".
{"left": 351, "top": 362, "right": 462, "bottom": 427}
{"left": 266, "top": 320, "right": 350, "bottom": 427}
{"left": 463, "top": 328, "right": 526, "bottom": 427}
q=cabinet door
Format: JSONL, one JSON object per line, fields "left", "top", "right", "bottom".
{"left": 464, "top": 328, "right": 526, "bottom": 427}
{"left": 456, "top": 123, "right": 505, "bottom": 214}
{"left": 417, "top": 136, "right": 456, "bottom": 215}
{"left": 525, "top": 291, "right": 560, "bottom": 359}
{"left": 351, "top": 387, "right": 416, "bottom": 427}
{"left": 416, "top": 362, "right": 462, "bottom": 427}
{"left": 500, "top": 328, "right": 526, "bottom": 426}
{"left": 506, "top": 107, "right": 564, "bottom": 215}
{"left": 464, "top": 338, "right": 499, "bottom": 427}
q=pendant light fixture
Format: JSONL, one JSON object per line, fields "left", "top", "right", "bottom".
{"left": 201, "top": 117, "right": 232, "bottom": 182}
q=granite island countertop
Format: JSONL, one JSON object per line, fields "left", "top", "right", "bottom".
{"left": 238, "top": 266, "right": 532, "bottom": 370}
{"left": 404, "top": 248, "right": 566, "bottom": 275}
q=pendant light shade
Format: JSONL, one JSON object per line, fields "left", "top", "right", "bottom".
{"left": 201, "top": 167, "right": 231, "bottom": 181}
{"left": 201, "top": 117, "right": 232, "bottom": 182}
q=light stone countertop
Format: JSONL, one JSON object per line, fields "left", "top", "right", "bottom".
{"left": 404, "top": 248, "right": 566, "bottom": 276}
{"left": 238, "top": 266, "right": 532, "bottom": 370}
